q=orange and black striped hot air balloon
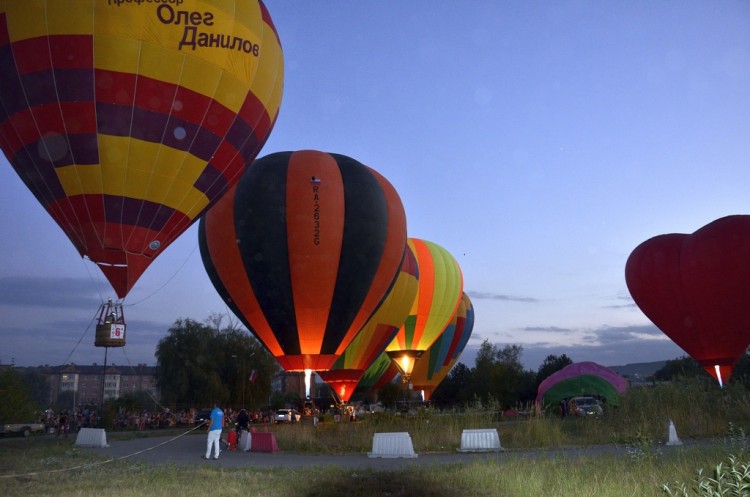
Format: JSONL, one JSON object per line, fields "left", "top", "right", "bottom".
{"left": 319, "top": 243, "right": 418, "bottom": 402}
{"left": 199, "top": 150, "right": 407, "bottom": 372}
{"left": 0, "top": 0, "right": 284, "bottom": 298}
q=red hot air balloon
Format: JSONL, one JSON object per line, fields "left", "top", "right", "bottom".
{"left": 199, "top": 150, "right": 407, "bottom": 372}
{"left": 625, "top": 215, "right": 750, "bottom": 386}
{"left": 0, "top": 1, "right": 284, "bottom": 298}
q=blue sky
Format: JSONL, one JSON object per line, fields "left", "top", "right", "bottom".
{"left": 2, "top": 1, "right": 749, "bottom": 372}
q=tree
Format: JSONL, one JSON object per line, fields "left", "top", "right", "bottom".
{"left": 155, "top": 315, "right": 278, "bottom": 408}
{"left": 731, "top": 350, "right": 750, "bottom": 387}
{"left": 155, "top": 318, "right": 223, "bottom": 406}
{"left": 653, "top": 356, "right": 702, "bottom": 381}
{"left": 377, "top": 382, "right": 401, "bottom": 410}
{"left": 431, "top": 362, "right": 473, "bottom": 407}
{"left": 16, "top": 367, "right": 51, "bottom": 409}
{"left": 0, "top": 368, "right": 40, "bottom": 422}
{"left": 469, "top": 340, "right": 535, "bottom": 408}
{"left": 535, "top": 354, "right": 574, "bottom": 388}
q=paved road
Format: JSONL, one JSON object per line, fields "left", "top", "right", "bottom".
{"left": 80, "top": 430, "right": 713, "bottom": 471}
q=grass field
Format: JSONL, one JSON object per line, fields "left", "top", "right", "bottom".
{"left": 2, "top": 379, "right": 750, "bottom": 497}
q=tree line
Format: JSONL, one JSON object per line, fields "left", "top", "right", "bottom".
{"left": 5, "top": 315, "right": 750, "bottom": 423}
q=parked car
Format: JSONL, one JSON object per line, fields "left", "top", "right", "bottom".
{"left": 568, "top": 396, "right": 603, "bottom": 416}
{"left": 1, "top": 421, "right": 46, "bottom": 437}
{"left": 195, "top": 409, "right": 213, "bottom": 428}
{"left": 274, "top": 409, "right": 298, "bottom": 423}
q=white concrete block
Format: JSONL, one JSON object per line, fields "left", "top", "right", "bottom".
{"left": 239, "top": 430, "right": 252, "bottom": 451}
{"left": 75, "top": 428, "right": 109, "bottom": 448}
{"left": 458, "top": 428, "right": 503, "bottom": 452}
{"left": 368, "top": 432, "right": 417, "bottom": 458}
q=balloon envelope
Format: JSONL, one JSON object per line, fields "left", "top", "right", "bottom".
{"left": 319, "top": 243, "right": 418, "bottom": 402}
{"left": 411, "top": 292, "right": 474, "bottom": 400}
{"left": 535, "top": 362, "right": 627, "bottom": 409}
{"left": 0, "top": 0, "right": 284, "bottom": 297}
{"left": 625, "top": 215, "right": 750, "bottom": 384}
{"left": 386, "top": 238, "right": 463, "bottom": 358}
{"left": 356, "top": 351, "right": 399, "bottom": 392}
{"left": 199, "top": 150, "right": 407, "bottom": 371}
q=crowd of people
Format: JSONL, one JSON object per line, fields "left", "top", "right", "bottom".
{"left": 38, "top": 404, "right": 348, "bottom": 435}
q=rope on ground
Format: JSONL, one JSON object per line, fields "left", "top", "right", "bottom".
{"left": 0, "top": 422, "right": 207, "bottom": 479}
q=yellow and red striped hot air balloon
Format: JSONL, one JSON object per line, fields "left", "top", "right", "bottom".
{"left": 319, "top": 243, "right": 418, "bottom": 402}
{"left": 0, "top": 0, "right": 284, "bottom": 298}
{"left": 386, "top": 238, "right": 463, "bottom": 383}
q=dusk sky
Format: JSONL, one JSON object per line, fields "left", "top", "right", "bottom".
{"left": 2, "top": 1, "right": 749, "bottom": 373}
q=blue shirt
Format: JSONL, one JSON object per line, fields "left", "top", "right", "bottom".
{"left": 209, "top": 407, "right": 223, "bottom": 431}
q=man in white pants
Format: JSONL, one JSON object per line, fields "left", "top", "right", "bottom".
{"left": 203, "top": 403, "right": 224, "bottom": 460}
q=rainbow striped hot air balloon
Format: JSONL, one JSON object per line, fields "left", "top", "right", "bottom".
{"left": 357, "top": 351, "right": 399, "bottom": 393}
{"left": 411, "top": 292, "right": 474, "bottom": 400}
{"left": 319, "top": 243, "right": 418, "bottom": 402}
{"left": 386, "top": 238, "right": 463, "bottom": 384}
{"left": 0, "top": 0, "right": 284, "bottom": 298}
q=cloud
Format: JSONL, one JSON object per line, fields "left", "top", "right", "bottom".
{"left": 0, "top": 276, "right": 101, "bottom": 309}
{"left": 458, "top": 323, "right": 683, "bottom": 370}
{"left": 603, "top": 292, "right": 638, "bottom": 309}
{"left": 467, "top": 290, "right": 540, "bottom": 303}
{"left": 521, "top": 326, "right": 573, "bottom": 333}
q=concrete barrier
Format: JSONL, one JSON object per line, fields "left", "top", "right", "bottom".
{"left": 251, "top": 431, "right": 279, "bottom": 453}
{"left": 75, "top": 428, "right": 109, "bottom": 448}
{"left": 239, "top": 431, "right": 252, "bottom": 452}
{"left": 458, "top": 429, "right": 503, "bottom": 452}
{"left": 368, "top": 432, "right": 417, "bottom": 458}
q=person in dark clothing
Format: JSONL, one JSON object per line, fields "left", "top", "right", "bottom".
{"left": 236, "top": 408, "right": 250, "bottom": 435}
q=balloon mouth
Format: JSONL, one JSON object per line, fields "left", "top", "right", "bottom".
{"left": 90, "top": 259, "right": 128, "bottom": 268}
{"left": 92, "top": 261, "right": 128, "bottom": 267}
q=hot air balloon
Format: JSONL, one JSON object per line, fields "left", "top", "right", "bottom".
{"left": 625, "top": 215, "right": 750, "bottom": 386}
{"left": 411, "top": 292, "right": 474, "bottom": 400}
{"left": 0, "top": 0, "right": 284, "bottom": 298}
{"left": 385, "top": 238, "right": 463, "bottom": 384}
{"left": 199, "top": 150, "right": 408, "bottom": 374}
{"left": 535, "top": 362, "right": 627, "bottom": 412}
{"left": 357, "top": 351, "right": 400, "bottom": 393}
{"left": 319, "top": 243, "right": 419, "bottom": 403}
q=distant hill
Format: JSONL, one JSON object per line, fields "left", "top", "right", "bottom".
{"left": 609, "top": 361, "right": 667, "bottom": 379}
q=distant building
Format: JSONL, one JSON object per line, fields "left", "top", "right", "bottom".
{"left": 271, "top": 371, "right": 317, "bottom": 400}
{"left": 46, "top": 363, "right": 159, "bottom": 406}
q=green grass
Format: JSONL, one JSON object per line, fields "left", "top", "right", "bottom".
{"left": 3, "top": 379, "right": 750, "bottom": 497}
{"left": 0, "top": 437, "right": 740, "bottom": 497}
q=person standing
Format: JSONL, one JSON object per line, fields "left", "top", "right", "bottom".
{"left": 203, "top": 403, "right": 224, "bottom": 460}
